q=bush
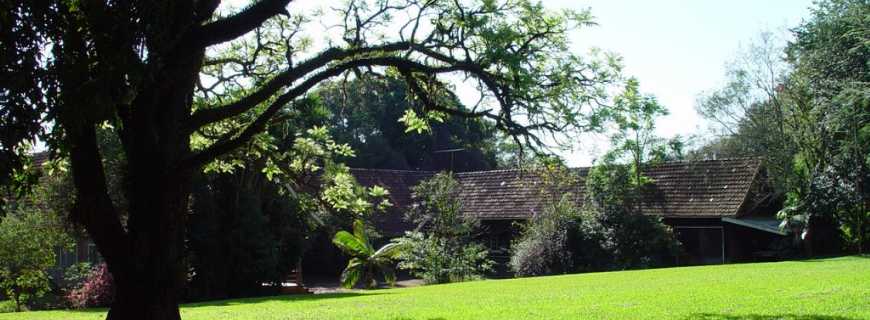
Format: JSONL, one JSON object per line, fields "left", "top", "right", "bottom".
{"left": 62, "top": 263, "right": 92, "bottom": 291}
{"left": 510, "top": 195, "right": 576, "bottom": 277}
{"left": 510, "top": 162, "right": 680, "bottom": 276}
{"left": 579, "top": 163, "right": 680, "bottom": 270}
{"left": 0, "top": 208, "right": 71, "bottom": 312}
{"left": 396, "top": 232, "right": 492, "bottom": 284}
{"left": 396, "top": 173, "right": 494, "bottom": 284}
{"left": 66, "top": 263, "right": 114, "bottom": 309}
{"left": 0, "top": 300, "right": 16, "bottom": 313}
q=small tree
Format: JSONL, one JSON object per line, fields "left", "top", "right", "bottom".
{"left": 577, "top": 80, "right": 680, "bottom": 270}
{"left": 610, "top": 78, "right": 671, "bottom": 183}
{"left": 332, "top": 219, "right": 403, "bottom": 289}
{"left": 395, "top": 172, "right": 493, "bottom": 284}
{"left": 404, "top": 172, "right": 477, "bottom": 239}
{"left": 0, "top": 208, "right": 71, "bottom": 311}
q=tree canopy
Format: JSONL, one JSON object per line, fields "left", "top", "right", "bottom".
{"left": 1, "top": 1, "right": 624, "bottom": 318}
{"left": 696, "top": 0, "right": 869, "bottom": 253}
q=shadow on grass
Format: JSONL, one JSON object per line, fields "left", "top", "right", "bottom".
{"left": 686, "top": 313, "right": 860, "bottom": 320}
{"left": 793, "top": 255, "right": 869, "bottom": 263}
{"left": 184, "top": 291, "right": 390, "bottom": 309}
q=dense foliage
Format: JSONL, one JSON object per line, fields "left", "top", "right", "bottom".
{"left": 395, "top": 173, "right": 493, "bottom": 284}
{"left": 510, "top": 194, "right": 577, "bottom": 277}
{"left": 395, "top": 231, "right": 492, "bottom": 284}
{"left": 579, "top": 162, "right": 680, "bottom": 270}
{"left": 0, "top": 173, "right": 73, "bottom": 312}
{"left": 186, "top": 167, "right": 311, "bottom": 300}
{"left": 0, "top": 211, "right": 62, "bottom": 312}
{"left": 510, "top": 161, "right": 678, "bottom": 276}
{"left": 696, "top": 0, "right": 869, "bottom": 253}
{"left": 317, "top": 78, "right": 498, "bottom": 171}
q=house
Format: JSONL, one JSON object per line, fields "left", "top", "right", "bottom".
{"left": 351, "top": 158, "right": 791, "bottom": 266}
{"left": 30, "top": 156, "right": 790, "bottom": 281}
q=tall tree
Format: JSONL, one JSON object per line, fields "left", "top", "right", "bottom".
{"left": 694, "top": 31, "right": 796, "bottom": 191}
{"left": 2, "top": 1, "right": 620, "bottom": 318}
{"left": 607, "top": 78, "right": 676, "bottom": 183}
{"left": 695, "top": 0, "right": 869, "bottom": 253}
{"left": 317, "top": 77, "right": 498, "bottom": 171}
{"left": 778, "top": 0, "right": 869, "bottom": 254}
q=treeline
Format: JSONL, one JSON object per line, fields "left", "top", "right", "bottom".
{"left": 694, "top": 0, "right": 869, "bottom": 254}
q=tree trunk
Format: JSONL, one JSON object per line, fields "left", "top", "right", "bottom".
{"left": 104, "top": 171, "right": 190, "bottom": 320}
{"left": 98, "top": 47, "right": 202, "bottom": 319}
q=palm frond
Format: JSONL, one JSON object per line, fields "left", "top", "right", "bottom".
{"left": 340, "top": 258, "right": 365, "bottom": 289}
{"left": 333, "top": 231, "right": 372, "bottom": 257}
{"left": 372, "top": 242, "right": 405, "bottom": 260}
{"left": 352, "top": 219, "right": 374, "bottom": 252}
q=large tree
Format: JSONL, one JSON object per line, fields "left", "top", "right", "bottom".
{"left": 317, "top": 77, "right": 498, "bottom": 171}
{"left": 695, "top": 0, "right": 868, "bottom": 254}
{"left": 2, "top": 1, "right": 620, "bottom": 318}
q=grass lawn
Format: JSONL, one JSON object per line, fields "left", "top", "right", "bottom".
{"left": 2, "top": 256, "right": 868, "bottom": 320}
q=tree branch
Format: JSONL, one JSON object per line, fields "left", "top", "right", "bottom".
{"left": 190, "top": 0, "right": 292, "bottom": 48}
{"left": 183, "top": 56, "right": 470, "bottom": 169}
{"left": 66, "top": 124, "right": 130, "bottom": 269}
{"left": 186, "top": 42, "right": 413, "bottom": 131}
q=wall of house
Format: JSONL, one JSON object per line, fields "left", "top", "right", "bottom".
{"left": 665, "top": 218, "right": 726, "bottom": 265}
{"left": 663, "top": 217, "right": 790, "bottom": 265}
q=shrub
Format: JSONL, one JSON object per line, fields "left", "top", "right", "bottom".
{"left": 510, "top": 195, "right": 576, "bottom": 277}
{"left": 395, "top": 231, "right": 492, "bottom": 284}
{"left": 62, "top": 262, "right": 92, "bottom": 291}
{"left": 0, "top": 300, "right": 16, "bottom": 313}
{"left": 0, "top": 208, "right": 71, "bottom": 312}
{"left": 579, "top": 163, "right": 680, "bottom": 270}
{"left": 396, "top": 173, "right": 493, "bottom": 284}
{"left": 66, "top": 263, "right": 114, "bottom": 309}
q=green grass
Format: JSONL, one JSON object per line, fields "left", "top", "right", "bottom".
{"left": 3, "top": 256, "right": 868, "bottom": 320}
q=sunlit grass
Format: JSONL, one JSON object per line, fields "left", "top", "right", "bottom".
{"left": 2, "top": 256, "right": 868, "bottom": 319}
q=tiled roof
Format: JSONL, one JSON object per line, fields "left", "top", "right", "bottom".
{"left": 637, "top": 158, "right": 763, "bottom": 218}
{"left": 352, "top": 158, "right": 766, "bottom": 223}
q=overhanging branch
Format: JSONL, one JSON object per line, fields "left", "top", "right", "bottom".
{"left": 183, "top": 56, "right": 485, "bottom": 169}
{"left": 186, "top": 42, "right": 414, "bottom": 131}
{"left": 190, "top": 0, "right": 292, "bottom": 48}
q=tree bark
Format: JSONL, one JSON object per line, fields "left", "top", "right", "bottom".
{"left": 102, "top": 52, "right": 201, "bottom": 319}
{"left": 105, "top": 172, "right": 190, "bottom": 320}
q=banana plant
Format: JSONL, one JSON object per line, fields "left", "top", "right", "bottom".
{"left": 332, "top": 219, "right": 404, "bottom": 289}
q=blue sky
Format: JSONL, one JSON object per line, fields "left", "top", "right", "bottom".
{"left": 544, "top": 0, "right": 814, "bottom": 165}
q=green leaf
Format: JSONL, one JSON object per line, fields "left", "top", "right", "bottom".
{"left": 332, "top": 230, "right": 371, "bottom": 257}
{"left": 352, "top": 219, "right": 373, "bottom": 253}
{"left": 340, "top": 259, "right": 364, "bottom": 289}
{"left": 372, "top": 242, "right": 405, "bottom": 260}
{"left": 398, "top": 109, "right": 430, "bottom": 134}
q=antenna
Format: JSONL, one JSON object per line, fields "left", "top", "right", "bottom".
{"left": 433, "top": 148, "right": 465, "bottom": 172}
